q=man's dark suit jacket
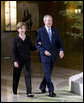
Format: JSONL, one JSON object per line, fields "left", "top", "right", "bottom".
{"left": 35, "top": 26, "right": 64, "bottom": 63}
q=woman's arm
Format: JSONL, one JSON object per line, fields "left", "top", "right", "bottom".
{"left": 12, "top": 38, "right": 19, "bottom": 62}
{"left": 12, "top": 38, "right": 19, "bottom": 68}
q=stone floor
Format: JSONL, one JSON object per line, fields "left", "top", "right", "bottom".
{"left": 1, "top": 58, "right": 83, "bottom": 102}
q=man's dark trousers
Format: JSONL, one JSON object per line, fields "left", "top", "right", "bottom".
{"left": 40, "top": 59, "right": 54, "bottom": 93}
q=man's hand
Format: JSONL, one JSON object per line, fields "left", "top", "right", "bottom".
{"left": 59, "top": 51, "right": 64, "bottom": 59}
{"left": 14, "top": 61, "right": 19, "bottom": 68}
{"left": 38, "top": 42, "right": 41, "bottom": 45}
{"left": 45, "top": 50, "right": 51, "bottom": 56}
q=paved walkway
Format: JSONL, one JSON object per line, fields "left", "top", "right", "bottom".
{"left": 1, "top": 58, "right": 83, "bottom": 102}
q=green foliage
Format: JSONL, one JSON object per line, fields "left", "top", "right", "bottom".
{"left": 59, "top": 1, "right": 83, "bottom": 38}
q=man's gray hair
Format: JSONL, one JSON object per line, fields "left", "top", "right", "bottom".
{"left": 43, "top": 15, "right": 52, "bottom": 21}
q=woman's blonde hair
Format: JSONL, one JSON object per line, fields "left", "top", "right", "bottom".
{"left": 17, "top": 22, "right": 27, "bottom": 30}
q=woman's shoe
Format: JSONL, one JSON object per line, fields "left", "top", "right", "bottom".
{"left": 13, "top": 91, "right": 17, "bottom": 95}
{"left": 27, "top": 94, "right": 34, "bottom": 97}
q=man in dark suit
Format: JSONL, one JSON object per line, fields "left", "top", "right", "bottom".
{"left": 35, "top": 15, "right": 64, "bottom": 97}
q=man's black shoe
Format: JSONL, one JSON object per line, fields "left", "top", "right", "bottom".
{"left": 49, "top": 92, "right": 56, "bottom": 97}
{"left": 42, "top": 89, "right": 46, "bottom": 93}
{"left": 39, "top": 87, "right": 46, "bottom": 93}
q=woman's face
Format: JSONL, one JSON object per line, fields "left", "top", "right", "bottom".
{"left": 18, "top": 26, "right": 26, "bottom": 35}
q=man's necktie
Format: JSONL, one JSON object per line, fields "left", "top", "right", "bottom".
{"left": 48, "top": 28, "right": 52, "bottom": 42}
